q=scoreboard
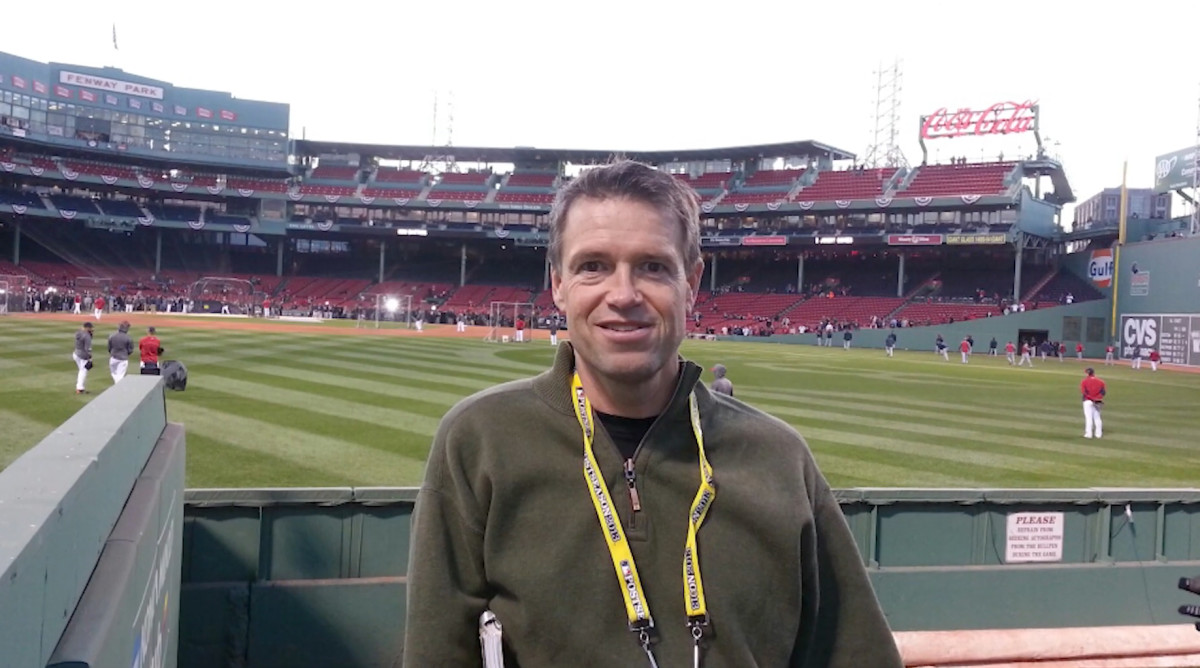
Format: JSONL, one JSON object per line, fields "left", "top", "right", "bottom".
{"left": 1119, "top": 313, "right": 1200, "bottom": 366}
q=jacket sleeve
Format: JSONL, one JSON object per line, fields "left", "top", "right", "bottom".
{"left": 402, "top": 415, "right": 489, "bottom": 667}
{"left": 793, "top": 461, "right": 903, "bottom": 668}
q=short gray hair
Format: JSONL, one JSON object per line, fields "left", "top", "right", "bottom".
{"left": 547, "top": 160, "right": 701, "bottom": 272}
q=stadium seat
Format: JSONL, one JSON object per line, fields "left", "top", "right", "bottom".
{"left": 900, "top": 162, "right": 1017, "bottom": 197}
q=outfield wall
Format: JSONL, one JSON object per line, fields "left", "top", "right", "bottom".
{"left": 0, "top": 377, "right": 182, "bottom": 668}
{"left": 179, "top": 487, "right": 1200, "bottom": 668}
{"left": 736, "top": 299, "right": 1114, "bottom": 357}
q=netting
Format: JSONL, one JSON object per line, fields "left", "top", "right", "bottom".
{"left": 0, "top": 276, "right": 30, "bottom": 315}
{"left": 75, "top": 276, "right": 112, "bottom": 294}
{"left": 485, "top": 301, "right": 536, "bottom": 342}
{"left": 369, "top": 293, "right": 413, "bottom": 329}
{"left": 189, "top": 277, "right": 259, "bottom": 315}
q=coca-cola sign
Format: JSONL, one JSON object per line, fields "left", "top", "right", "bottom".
{"left": 920, "top": 100, "right": 1037, "bottom": 140}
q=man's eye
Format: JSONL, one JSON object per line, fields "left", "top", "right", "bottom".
{"left": 645, "top": 262, "right": 665, "bottom": 273}
{"left": 579, "top": 261, "right": 602, "bottom": 273}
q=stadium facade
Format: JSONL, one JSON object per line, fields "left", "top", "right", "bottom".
{"left": 1, "top": 50, "right": 1196, "bottom": 361}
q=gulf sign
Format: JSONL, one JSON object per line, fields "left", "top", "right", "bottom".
{"left": 1088, "top": 249, "right": 1114, "bottom": 288}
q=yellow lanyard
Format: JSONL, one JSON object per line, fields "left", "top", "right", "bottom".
{"left": 571, "top": 373, "right": 716, "bottom": 667}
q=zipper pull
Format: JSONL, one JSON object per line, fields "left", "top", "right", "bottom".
{"left": 624, "top": 459, "right": 642, "bottom": 511}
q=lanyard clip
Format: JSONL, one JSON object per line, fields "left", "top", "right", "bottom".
{"left": 687, "top": 615, "right": 709, "bottom": 642}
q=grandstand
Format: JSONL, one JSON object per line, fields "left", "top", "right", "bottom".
{"left": 0, "top": 47, "right": 1128, "bottom": 336}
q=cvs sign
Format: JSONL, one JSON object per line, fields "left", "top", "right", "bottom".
{"left": 1121, "top": 316, "right": 1158, "bottom": 351}
{"left": 1088, "top": 249, "right": 1114, "bottom": 288}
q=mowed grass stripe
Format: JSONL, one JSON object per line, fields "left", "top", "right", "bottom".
{"left": 201, "top": 364, "right": 462, "bottom": 414}
{"left": 0, "top": 410, "right": 59, "bottom": 469}
{"left": 168, "top": 402, "right": 425, "bottom": 485}
{"left": 183, "top": 433, "right": 361, "bottom": 488}
{"left": 745, "top": 392, "right": 1200, "bottom": 459}
{"left": 180, "top": 375, "right": 442, "bottom": 439}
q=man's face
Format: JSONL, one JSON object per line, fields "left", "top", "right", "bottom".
{"left": 552, "top": 196, "right": 702, "bottom": 391}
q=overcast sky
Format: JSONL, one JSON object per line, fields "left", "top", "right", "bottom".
{"left": 6, "top": 0, "right": 1200, "bottom": 219}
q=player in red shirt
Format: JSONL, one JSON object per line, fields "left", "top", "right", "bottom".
{"left": 139, "top": 326, "right": 164, "bottom": 375}
{"left": 1149, "top": 349, "right": 1161, "bottom": 371}
{"left": 959, "top": 337, "right": 971, "bottom": 364}
{"left": 1018, "top": 342, "right": 1033, "bottom": 367}
{"left": 93, "top": 296, "right": 106, "bottom": 320}
{"left": 1104, "top": 344, "right": 1115, "bottom": 366}
{"left": 515, "top": 316, "right": 526, "bottom": 343}
{"left": 1075, "top": 342, "right": 1084, "bottom": 361}
{"left": 1080, "top": 367, "right": 1106, "bottom": 438}
{"left": 1005, "top": 341, "right": 1016, "bottom": 365}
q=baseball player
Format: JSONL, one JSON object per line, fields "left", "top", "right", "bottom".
{"left": 549, "top": 316, "right": 560, "bottom": 346}
{"left": 1075, "top": 342, "right": 1084, "bottom": 361}
{"left": 1104, "top": 343, "right": 1115, "bottom": 366}
{"left": 959, "top": 337, "right": 971, "bottom": 364}
{"left": 1149, "top": 348, "right": 1161, "bottom": 371}
{"left": 456, "top": 314, "right": 467, "bottom": 333}
{"left": 107, "top": 320, "right": 134, "bottom": 383}
{"left": 139, "top": 326, "right": 164, "bottom": 375}
{"left": 93, "top": 295, "right": 106, "bottom": 320}
{"left": 988, "top": 337, "right": 998, "bottom": 356}
{"left": 1018, "top": 341, "right": 1034, "bottom": 367}
{"left": 1005, "top": 341, "right": 1016, "bottom": 365}
{"left": 885, "top": 331, "right": 897, "bottom": 357}
{"left": 73, "top": 321, "right": 94, "bottom": 394}
{"left": 515, "top": 316, "right": 525, "bottom": 343}
{"left": 1130, "top": 343, "right": 1142, "bottom": 370}
{"left": 710, "top": 364, "right": 734, "bottom": 396}
{"left": 1080, "top": 367, "right": 1106, "bottom": 439}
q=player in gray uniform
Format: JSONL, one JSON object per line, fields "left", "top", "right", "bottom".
{"left": 107, "top": 320, "right": 134, "bottom": 383}
{"left": 885, "top": 331, "right": 897, "bottom": 357}
{"left": 710, "top": 363, "right": 734, "bottom": 396}
{"left": 73, "top": 321, "right": 94, "bottom": 394}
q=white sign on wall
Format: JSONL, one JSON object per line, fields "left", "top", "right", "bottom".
{"left": 1005, "top": 512, "right": 1064, "bottom": 563}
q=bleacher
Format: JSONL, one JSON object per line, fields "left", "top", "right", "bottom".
{"left": 361, "top": 187, "right": 423, "bottom": 199}
{"left": 782, "top": 296, "right": 906, "bottom": 329}
{"left": 172, "top": 171, "right": 220, "bottom": 188}
{"left": 891, "top": 302, "right": 1000, "bottom": 325}
{"left": 146, "top": 204, "right": 203, "bottom": 222}
{"left": 426, "top": 190, "right": 487, "bottom": 202}
{"left": 299, "top": 184, "right": 356, "bottom": 197}
{"left": 901, "top": 162, "right": 1016, "bottom": 197}
{"left": 1032, "top": 270, "right": 1104, "bottom": 305}
{"left": 496, "top": 170, "right": 557, "bottom": 206}
{"left": 61, "top": 159, "right": 139, "bottom": 180}
{"left": 48, "top": 194, "right": 102, "bottom": 215}
{"left": 96, "top": 200, "right": 146, "bottom": 218}
{"left": 372, "top": 168, "right": 427, "bottom": 188}
{"left": 227, "top": 177, "right": 289, "bottom": 193}
{"left": 0, "top": 189, "right": 47, "bottom": 209}
{"left": 793, "top": 168, "right": 897, "bottom": 202}
{"left": 675, "top": 171, "right": 731, "bottom": 203}
{"left": 308, "top": 165, "right": 360, "bottom": 182}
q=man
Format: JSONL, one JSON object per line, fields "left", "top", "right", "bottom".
{"left": 710, "top": 363, "right": 734, "bottom": 396}
{"left": 885, "top": 330, "right": 897, "bottom": 357}
{"left": 404, "top": 161, "right": 902, "bottom": 667}
{"left": 73, "top": 321, "right": 94, "bottom": 394}
{"left": 1075, "top": 342, "right": 1084, "bottom": 361}
{"left": 988, "top": 336, "right": 998, "bottom": 356}
{"left": 1149, "top": 348, "right": 1161, "bottom": 371}
{"left": 959, "top": 337, "right": 971, "bottom": 364}
{"left": 515, "top": 315, "right": 526, "bottom": 343}
{"left": 139, "top": 326, "right": 164, "bottom": 375}
{"left": 548, "top": 314, "right": 560, "bottom": 346}
{"left": 107, "top": 320, "right": 134, "bottom": 383}
{"left": 1019, "top": 341, "right": 1034, "bottom": 367}
{"left": 1081, "top": 367, "right": 1106, "bottom": 439}
{"left": 93, "top": 295, "right": 106, "bottom": 320}
{"left": 1005, "top": 340, "right": 1016, "bottom": 365}
{"left": 1104, "top": 343, "right": 1115, "bottom": 366}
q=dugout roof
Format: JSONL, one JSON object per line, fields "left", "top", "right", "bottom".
{"left": 292, "top": 139, "right": 856, "bottom": 165}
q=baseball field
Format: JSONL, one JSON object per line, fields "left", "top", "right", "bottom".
{"left": 2, "top": 312, "right": 1199, "bottom": 489}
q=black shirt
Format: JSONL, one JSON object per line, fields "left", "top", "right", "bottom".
{"left": 596, "top": 412, "right": 656, "bottom": 461}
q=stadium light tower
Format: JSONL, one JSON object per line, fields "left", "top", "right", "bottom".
{"left": 421, "top": 89, "right": 460, "bottom": 174}
{"left": 864, "top": 59, "right": 909, "bottom": 170}
{"left": 1193, "top": 81, "right": 1200, "bottom": 235}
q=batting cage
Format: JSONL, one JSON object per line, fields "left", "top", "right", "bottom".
{"left": 485, "top": 301, "right": 536, "bottom": 342}
{"left": 0, "top": 275, "right": 29, "bottom": 315}
{"left": 189, "top": 277, "right": 259, "bottom": 315}
{"left": 366, "top": 293, "right": 413, "bottom": 330}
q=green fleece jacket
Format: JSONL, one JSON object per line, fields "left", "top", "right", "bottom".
{"left": 403, "top": 343, "right": 902, "bottom": 667}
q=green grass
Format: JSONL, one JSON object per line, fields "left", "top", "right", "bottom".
{"left": 2, "top": 316, "right": 1199, "bottom": 489}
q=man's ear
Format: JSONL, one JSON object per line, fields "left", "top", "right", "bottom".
{"left": 686, "top": 259, "right": 705, "bottom": 309}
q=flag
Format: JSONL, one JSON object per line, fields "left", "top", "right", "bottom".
{"left": 112, "top": 23, "right": 118, "bottom": 51}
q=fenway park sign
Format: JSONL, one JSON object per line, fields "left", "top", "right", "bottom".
{"left": 920, "top": 100, "right": 1037, "bottom": 140}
